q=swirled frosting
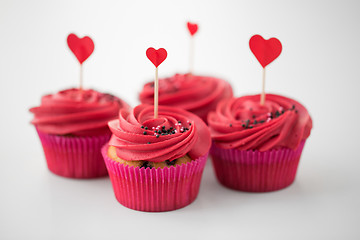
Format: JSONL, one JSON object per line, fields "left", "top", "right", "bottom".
{"left": 208, "top": 94, "right": 312, "bottom": 151}
{"left": 30, "top": 88, "right": 129, "bottom": 136}
{"left": 108, "top": 104, "right": 211, "bottom": 162}
{"left": 139, "top": 74, "right": 233, "bottom": 122}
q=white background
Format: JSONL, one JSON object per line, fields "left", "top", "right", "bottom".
{"left": 1, "top": 0, "right": 360, "bottom": 239}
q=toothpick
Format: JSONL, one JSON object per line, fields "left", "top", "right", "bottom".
{"left": 187, "top": 22, "right": 198, "bottom": 74}
{"left": 189, "top": 37, "right": 194, "bottom": 74}
{"left": 79, "top": 64, "right": 83, "bottom": 92}
{"left": 154, "top": 67, "right": 159, "bottom": 118}
{"left": 260, "top": 68, "right": 266, "bottom": 105}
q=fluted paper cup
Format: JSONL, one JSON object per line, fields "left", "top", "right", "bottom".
{"left": 36, "top": 128, "right": 110, "bottom": 178}
{"left": 102, "top": 145, "right": 208, "bottom": 212}
{"left": 210, "top": 141, "right": 306, "bottom": 192}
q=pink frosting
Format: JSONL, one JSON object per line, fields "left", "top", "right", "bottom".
{"left": 139, "top": 74, "right": 233, "bottom": 122}
{"left": 208, "top": 94, "right": 312, "bottom": 151}
{"left": 30, "top": 88, "right": 129, "bottom": 136}
{"left": 108, "top": 104, "right": 211, "bottom": 162}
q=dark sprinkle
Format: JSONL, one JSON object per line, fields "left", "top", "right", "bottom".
{"left": 189, "top": 123, "right": 191, "bottom": 126}
{"left": 295, "top": 110, "right": 298, "bottom": 114}
{"left": 229, "top": 123, "right": 232, "bottom": 127}
{"left": 103, "top": 93, "right": 115, "bottom": 101}
{"left": 170, "top": 127, "right": 173, "bottom": 130}
{"left": 172, "top": 131, "right": 176, "bottom": 134}
{"left": 178, "top": 121, "right": 181, "bottom": 124}
{"left": 141, "top": 161, "right": 152, "bottom": 169}
{"left": 249, "top": 126, "right": 253, "bottom": 129}
{"left": 144, "top": 126, "right": 148, "bottom": 130}
{"left": 162, "top": 126, "right": 166, "bottom": 129}
{"left": 143, "top": 131, "right": 147, "bottom": 135}
{"left": 156, "top": 135, "right": 159, "bottom": 138}
{"left": 265, "top": 107, "right": 293, "bottom": 121}
{"left": 165, "top": 160, "right": 176, "bottom": 166}
{"left": 252, "top": 115, "right": 256, "bottom": 119}
{"left": 141, "top": 126, "right": 144, "bottom": 129}
{"left": 242, "top": 124, "right": 245, "bottom": 127}
{"left": 147, "top": 142, "right": 151, "bottom": 144}
{"left": 254, "top": 120, "right": 257, "bottom": 125}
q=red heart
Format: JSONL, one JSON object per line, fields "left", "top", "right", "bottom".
{"left": 146, "top": 48, "right": 167, "bottom": 67}
{"left": 187, "top": 22, "right": 198, "bottom": 36}
{"left": 67, "top": 33, "right": 95, "bottom": 64}
{"left": 249, "top": 35, "right": 282, "bottom": 68}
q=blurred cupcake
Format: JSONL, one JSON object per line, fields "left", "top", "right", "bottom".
{"left": 208, "top": 94, "right": 312, "bottom": 192}
{"left": 139, "top": 73, "right": 233, "bottom": 123}
{"left": 102, "top": 104, "right": 211, "bottom": 212}
{"left": 30, "top": 88, "right": 129, "bottom": 178}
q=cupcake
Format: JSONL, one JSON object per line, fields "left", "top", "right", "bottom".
{"left": 208, "top": 94, "right": 312, "bottom": 192}
{"left": 30, "top": 88, "right": 129, "bottom": 178}
{"left": 102, "top": 104, "right": 211, "bottom": 212}
{"left": 139, "top": 73, "right": 233, "bottom": 123}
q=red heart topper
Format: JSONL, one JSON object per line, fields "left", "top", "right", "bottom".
{"left": 187, "top": 22, "right": 198, "bottom": 36}
{"left": 67, "top": 33, "right": 95, "bottom": 64}
{"left": 249, "top": 35, "right": 282, "bottom": 68}
{"left": 146, "top": 48, "right": 167, "bottom": 68}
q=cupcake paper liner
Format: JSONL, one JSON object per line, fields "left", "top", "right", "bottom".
{"left": 102, "top": 145, "right": 208, "bottom": 212}
{"left": 210, "top": 141, "right": 306, "bottom": 192}
{"left": 36, "top": 129, "right": 111, "bottom": 178}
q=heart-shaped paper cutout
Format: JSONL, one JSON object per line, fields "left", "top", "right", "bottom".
{"left": 249, "top": 35, "right": 282, "bottom": 68}
{"left": 187, "top": 22, "right": 198, "bottom": 36}
{"left": 67, "top": 33, "right": 95, "bottom": 64}
{"left": 146, "top": 48, "right": 167, "bottom": 67}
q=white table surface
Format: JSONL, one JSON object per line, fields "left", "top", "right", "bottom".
{"left": 1, "top": 0, "right": 360, "bottom": 239}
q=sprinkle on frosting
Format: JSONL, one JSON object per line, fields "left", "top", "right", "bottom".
{"left": 208, "top": 94, "right": 312, "bottom": 151}
{"left": 108, "top": 104, "right": 211, "bottom": 162}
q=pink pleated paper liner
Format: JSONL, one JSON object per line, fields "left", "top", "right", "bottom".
{"left": 102, "top": 145, "right": 208, "bottom": 212}
{"left": 210, "top": 141, "right": 306, "bottom": 192}
{"left": 36, "top": 128, "right": 111, "bottom": 178}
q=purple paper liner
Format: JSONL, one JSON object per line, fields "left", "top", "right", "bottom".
{"left": 36, "top": 129, "right": 111, "bottom": 178}
{"left": 102, "top": 145, "right": 208, "bottom": 212}
{"left": 210, "top": 141, "right": 306, "bottom": 192}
